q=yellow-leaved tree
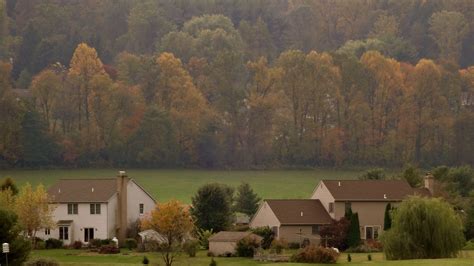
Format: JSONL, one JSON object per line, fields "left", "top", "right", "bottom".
{"left": 15, "top": 183, "right": 55, "bottom": 244}
{"left": 141, "top": 200, "right": 194, "bottom": 266}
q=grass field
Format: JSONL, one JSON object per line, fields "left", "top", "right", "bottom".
{"left": 28, "top": 249, "right": 474, "bottom": 266}
{"left": 0, "top": 169, "right": 364, "bottom": 203}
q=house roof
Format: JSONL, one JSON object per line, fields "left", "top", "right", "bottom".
{"left": 48, "top": 179, "right": 118, "bottom": 203}
{"left": 321, "top": 179, "right": 417, "bottom": 201}
{"left": 209, "top": 231, "right": 263, "bottom": 242}
{"left": 265, "top": 199, "right": 332, "bottom": 225}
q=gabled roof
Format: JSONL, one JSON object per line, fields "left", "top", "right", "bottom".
{"left": 321, "top": 179, "right": 416, "bottom": 201}
{"left": 209, "top": 231, "right": 263, "bottom": 242}
{"left": 265, "top": 199, "right": 332, "bottom": 225}
{"left": 48, "top": 179, "right": 117, "bottom": 203}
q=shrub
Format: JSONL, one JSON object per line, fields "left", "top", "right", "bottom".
{"left": 196, "top": 228, "right": 214, "bottom": 249}
{"left": 35, "top": 241, "right": 46, "bottom": 250}
{"left": 100, "top": 239, "right": 112, "bottom": 245}
{"left": 45, "top": 238, "right": 63, "bottom": 249}
{"left": 347, "top": 253, "right": 351, "bottom": 262}
{"left": 288, "top": 242, "right": 300, "bottom": 249}
{"left": 89, "top": 239, "right": 102, "bottom": 248}
{"left": 209, "top": 258, "right": 217, "bottom": 266}
{"left": 125, "top": 238, "right": 137, "bottom": 250}
{"left": 26, "top": 258, "right": 59, "bottom": 266}
{"left": 251, "top": 226, "right": 274, "bottom": 249}
{"left": 207, "top": 251, "right": 215, "bottom": 257}
{"left": 368, "top": 254, "right": 372, "bottom": 261}
{"left": 236, "top": 236, "right": 260, "bottom": 257}
{"left": 99, "top": 244, "right": 120, "bottom": 254}
{"left": 270, "top": 239, "right": 288, "bottom": 254}
{"left": 70, "top": 241, "right": 82, "bottom": 249}
{"left": 464, "top": 240, "right": 474, "bottom": 250}
{"left": 142, "top": 256, "right": 149, "bottom": 264}
{"left": 290, "top": 245, "right": 339, "bottom": 264}
{"left": 346, "top": 240, "right": 383, "bottom": 253}
{"left": 183, "top": 239, "right": 200, "bottom": 257}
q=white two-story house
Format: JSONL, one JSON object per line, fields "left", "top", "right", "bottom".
{"left": 36, "top": 171, "right": 155, "bottom": 245}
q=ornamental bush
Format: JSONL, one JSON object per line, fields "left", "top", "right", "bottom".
{"left": 381, "top": 196, "right": 465, "bottom": 260}
{"left": 235, "top": 236, "right": 260, "bottom": 257}
{"left": 290, "top": 245, "right": 339, "bottom": 263}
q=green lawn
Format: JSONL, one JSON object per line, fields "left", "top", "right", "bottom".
{"left": 0, "top": 169, "right": 364, "bottom": 203}
{"left": 28, "top": 249, "right": 474, "bottom": 266}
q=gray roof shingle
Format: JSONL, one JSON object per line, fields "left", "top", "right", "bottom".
{"left": 48, "top": 179, "right": 117, "bottom": 203}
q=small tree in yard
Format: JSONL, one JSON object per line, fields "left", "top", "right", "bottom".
{"left": 347, "top": 212, "right": 360, "bottom": 248}
{"left": 141, "top": 200, "right": 194, "bottom": 266}
{"left": 1, "top": 177, "right": 19, "bottom": 195}
{"left": 234, "top": 182, "right": 261, "bottom": 216}
{"left": 359, "top": 168, "right": 385, "bottom": 180}
{"left": 319, "top": 217, "right": 350, "bottom": 250}
{"left": 190, "top": 183, "right": 234, "bottom": 232}
{"left": 381, "top": 196, "right": 465, "bottom": 260}
{"left": 0, "top": 209, "right": 31, "bottom": 265}
{"left": 15, "top": 183, "right": 55, "bottom": 246}
{"left": 383, "top": 203, "right": 392, "bottom": 230}
{"left": 402, "top": 165, "right": 422, "bottom": 188}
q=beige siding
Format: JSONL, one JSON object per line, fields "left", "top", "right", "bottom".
{"left": 126, "top": 181, "right": 155, "bottom": 225}
{"left": 249, "top": 202, "right": 280, "bottom": 229}
{"left": 310, "top": 181, "right": 336, "bottom": 219}
{"left": 334, "top": 201, "right": 399, "bottom": 239}
{"left": 209, "top": 241, "right": 237, "bottom": 256}
{"left": 278, "top": 225, "right": 321, "bottom": 245}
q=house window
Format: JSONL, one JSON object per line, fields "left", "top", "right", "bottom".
{"left": 345, "top": 202, "right": 352, "bottom": 213}
{"left": 67, "top": 203, "right": 78, "bottom": 214}
{"left": 328, "top": 202, "right": 334, "bottom": 213}
{"left": 59, "top": 226, "right": 69, "bottom": 240}
{"left": 90, "top": 203, "right": 101, "bottom": 214}
{"left": 139, "top": 203, "right": 144, "bottom": 214}
{"left": 45, "top": 228, "right": 50, "bottom": 235}
{"left": 365, "top": 226, "right": 381, "bottom": 240}
{"left": 312, "top": 225, "right": 320, "bottom": 235}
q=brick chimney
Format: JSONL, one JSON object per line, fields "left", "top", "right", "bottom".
{"left": 424, "top": 172, "right": 435, "bottom": 196}
{"left": 116, "top": 170, "right": 129, "bottom": 243}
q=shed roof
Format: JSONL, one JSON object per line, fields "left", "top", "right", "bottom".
{"left": 209, "top": 231, "right": 262, "bottom": 242}
{"left": 265, "top": 199, "right": 332, "bottom": 225}
{"left": 321, "top": 179, "right": 416, "bottom": 201}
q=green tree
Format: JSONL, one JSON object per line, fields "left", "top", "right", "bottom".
{"left": 0, "top": 209, "right": 31, "bottom": 265}
{"left": 429, "top": 11, "right": 469, "bottom": 63}
{"left": 381, "top": 197, "right": 465, "bottom": 260}
{"left": 359, "top": 168, "right": 386, "bottom": 180}
{"left": 190, "top": 183, "right": 234, "bottom": 232}
{"left": 234, "top": 182, "right": 261, "bottom": 216}
{"left": 384, "top": 203, "right": 392, "bottom": 230}
{"left": 347, "top": 212, "right": 360, "bottom": 248}
{"left": 402, "top": 165, "right": 422, "bottom": 188}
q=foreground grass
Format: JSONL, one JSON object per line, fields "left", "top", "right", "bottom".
{"left": 0, "top": 169, "right": 363, "bottom": 203}
{"left": 29, "top": 249, "right": 474, "bottom": 266}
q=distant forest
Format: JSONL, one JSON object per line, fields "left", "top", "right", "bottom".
{"left": 0, "top": 0, "right": 473, "bottom": 168}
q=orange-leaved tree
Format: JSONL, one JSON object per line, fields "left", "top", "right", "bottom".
{"left": 141, "top": 200, "right": 194, "bottom": 266}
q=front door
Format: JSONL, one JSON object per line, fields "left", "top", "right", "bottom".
{"left": 84, "top": 228, "right": 94, "bottom": 242}
{"left": 365, "top": 226, "right": 373, "bottom": 240}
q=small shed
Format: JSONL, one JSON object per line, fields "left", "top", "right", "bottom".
{"left": 208, "top": 231, "right": 263, "bottom": 256}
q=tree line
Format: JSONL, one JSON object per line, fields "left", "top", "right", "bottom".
{"left": 0, "top": 1, "right": 473, "bottom": 168}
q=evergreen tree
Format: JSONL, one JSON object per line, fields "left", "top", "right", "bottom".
{"left": 190, "top": 183, "right": 234, "bottom": 232}
{"left": 347, "top": 212, "right": 361, "bottom": 247}
{"left": 19, "top": 109, "right": 58, "bottom": 167}
{"left": 234, "top": 182, "right": 261, "bottom": 216}
{"left": 0, "top": 209, "right": 31, "bottom": 265}
{"left": 384, "top": 203, "right": 392, "bottom": 230}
